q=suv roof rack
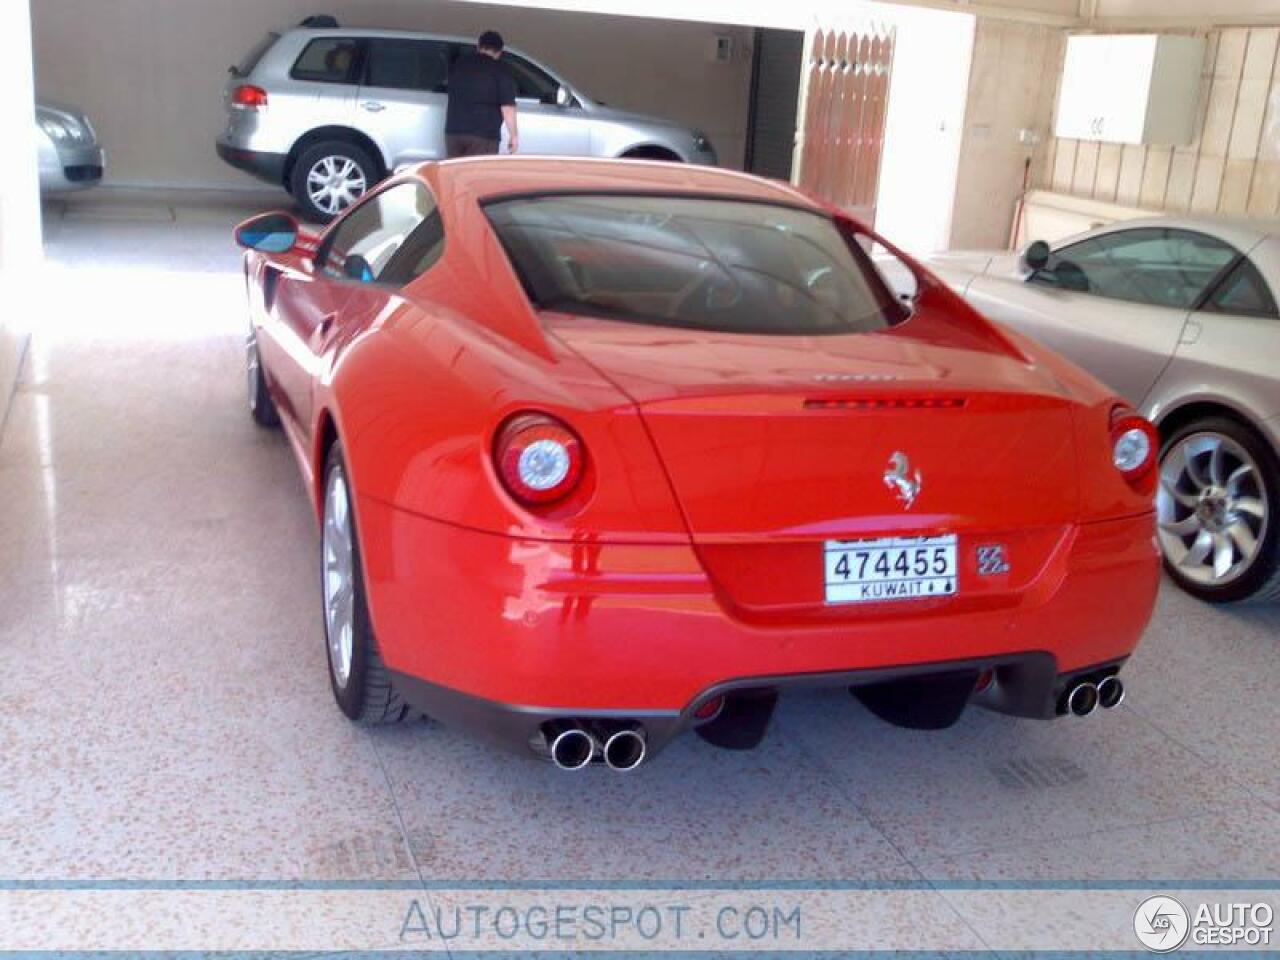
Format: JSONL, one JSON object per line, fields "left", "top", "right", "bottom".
{"left": 299, "top": 15, "right": 339, "bottom": 28}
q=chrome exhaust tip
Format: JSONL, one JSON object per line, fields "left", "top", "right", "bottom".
{"left": 548, "top": 725, "right": 595, "bottom": 771}
{"left": 1066, "top": 680, "right": 1099, "bottom": 717}
{"left": 1097, "top": 676, "right": 1125, "bottom": 710}
{"left": 603, "top": 727, "right": 647, "bottom": 772}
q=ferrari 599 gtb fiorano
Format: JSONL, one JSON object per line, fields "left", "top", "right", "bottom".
{"left": 235, "top": 158, "right": 1160, "bottom": 770}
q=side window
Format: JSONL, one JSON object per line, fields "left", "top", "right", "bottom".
{"left": 503, "top": 54, "right": 560, "bottom": 103}
{"left": 1202, "top": 258, "right": 1279, "bottom": 319}
{"left": 317, "top": 182, "right": 445, "bottom": 287}
{"left": 364, "top": 39, "right": 451, "bottom": 93}
{"left": 1030, "top": 228, "right": 1238, "bottom": 310}
{"left": 291, "top": 38, "right": 361, "bottom": 84}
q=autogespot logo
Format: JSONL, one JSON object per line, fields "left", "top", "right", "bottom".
{"left": 1135, "top": 895, "right": 1191, "bottom": 952}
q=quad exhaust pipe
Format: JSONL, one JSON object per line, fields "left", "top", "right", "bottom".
{"left": 1066, "top": 680, "right": 1099, "bottom": 716}
{"left": 1097, "top": 675, "right": 1125, "bottom": 710}
{"left": 543, "top": 720, "right": 647, "bottom": 771}
{"left": 602, "top": 726, "right": 647, "bottom": 772}
{"left": 1063, "top": 676, "right": 1125, "bottom": 717}
{"left": 546, "top": 722, "right": 596, "bottom": 771}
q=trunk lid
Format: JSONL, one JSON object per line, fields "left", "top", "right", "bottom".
{"left": 547, "top": 311, "right": 1082, "bottom": 618}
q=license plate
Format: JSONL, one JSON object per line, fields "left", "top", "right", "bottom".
{"left": 824, "top": 535, "right": 958, "bottom": 605}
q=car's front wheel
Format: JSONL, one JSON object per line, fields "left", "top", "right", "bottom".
{"left": 291, "top": 141, "right": 378, "bottom": 223}
{"left": 246, "top": 330, "right": 280, "bottom": 427}
{"left": 1157, "top": 417, "right": 1280, "bottom": 603}
{"left": 322, "top": 443, "right": 414, "bottom": 723}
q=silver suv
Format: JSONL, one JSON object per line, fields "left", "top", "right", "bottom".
{"left": 217, "top": 16, "right": 718, "bottom": 221}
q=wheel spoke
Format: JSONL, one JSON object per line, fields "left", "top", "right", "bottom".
{"left": 1159, "top": 515, "right": 1201, "bottom": 537}
{"left": 1208, "top": 439, "right": 1226, "bottom": 486}
{"left": 1226, "top": 463, "right": 1253, "bottom": 492}
{"left": 1159, "top": 476, "right": 1199, "bottom": 509}
{"left": 1181, "top": 530, "right": 1213, "bottom": 568}
{"left": 1227, "top": 521, "right": 1257, "bottom": 560}
{"left": 1184, "top": 446, "right": 1211, "bottom": 489}
{"left": 1212, "top": 533, "right": 1234, "bottom": 579}
{"left": 1235, "top": 496, "right": 1265, "bottom": 519}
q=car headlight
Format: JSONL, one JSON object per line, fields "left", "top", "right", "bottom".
{"left": 38, "top": 112, "right": 87, "bottom": 144}
{"left": 39, "top": 115, "right": 72, "bottom": 142}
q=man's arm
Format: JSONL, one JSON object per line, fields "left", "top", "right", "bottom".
{"left": 501, "top": 104, "right": 519, "bottom": 153}
{"left": 498, "top": 68, "right": 518, "bottom": 153}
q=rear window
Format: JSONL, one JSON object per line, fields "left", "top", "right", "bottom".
{"left": 485, "top": 195, "right": 905, "bottom": 335}
{"left": 291, "top": 37, "right": 361, "bottom": 84}
{"left": 233, "top": 32, "right": 279, "bottom": 78}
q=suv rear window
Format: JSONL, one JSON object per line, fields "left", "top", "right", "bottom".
{"left": 485, "top": 194, "right": 905, "bottom": 335}
{"left": 291, "top": 38, "right": 361, "bottom": 84}
{"left": 233, "top": 32, "right": 279, "bottom": 78}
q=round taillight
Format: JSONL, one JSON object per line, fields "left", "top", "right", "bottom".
{"left": 495, "top": 413, "right": 585, "bottom": 506}
{"left": 232, "top": 85, "right": 269, "bottom": 110}
{"left": 1110, "top": 408, "right": 1158, "bottom": 481}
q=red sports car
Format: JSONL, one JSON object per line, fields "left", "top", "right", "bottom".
{"left": 235, "top": 158, "right": 1160, "bottom": 770}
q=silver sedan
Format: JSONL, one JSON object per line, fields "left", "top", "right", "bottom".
{"left": 914, "top": 217, "right": 1280, "bottom": 604}
{"left": 37, "top": 101, "right": 105, "bottom": 193}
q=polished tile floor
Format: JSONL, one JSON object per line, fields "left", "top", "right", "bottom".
{"left": 2, "top": 194, "right": 1277, "bottom": 937}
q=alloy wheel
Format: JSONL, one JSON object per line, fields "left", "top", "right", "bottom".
{"left": 246, "top": 333, "right": 260, "bottom": 411}
{"left": 306, "top": 156, "right": 367, "bottom": 216}
{"left": 323, "top": 465, "right": 356, "bottom": 689}
{"left": 1157, "top": 431, "right": 1268, "bottom": 587}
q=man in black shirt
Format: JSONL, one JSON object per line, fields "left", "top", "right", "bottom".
{"left": 445, "top": 31, "right": 519, "bottom": 158}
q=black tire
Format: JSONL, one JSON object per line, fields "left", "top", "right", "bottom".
{"left": 322, "top": 443, "right": 415, "bottom": 723}
{"left": 1158, "top": 416, "right": 1280, "bottom": 604}
{"left": 290, "top": 140, "right": 380, "bottom": 223}
{"left": 247, "top": 330, "right": 280, "bottom": 428}
{"left": 620, "top": 146, "right": 683, "bottom": 162}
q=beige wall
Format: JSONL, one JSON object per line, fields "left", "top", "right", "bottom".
{"left": 948, "top": 18, "right": 1063, "bottom": 248}
{"left": 30, "top": 0, "right": 755, "bottom": 188}
{"left": 1089, "top": 0, "right": 1280, "bottom": 28}
{"left": 1044, "top": 27, "right": 1280, "bottom": 218}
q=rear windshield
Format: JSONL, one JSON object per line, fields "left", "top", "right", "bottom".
{"left": 233, "top": 32, "right": 279, "bottom": 78}
{"left": 485, "top": 195, "right": 905, "bottom": 335}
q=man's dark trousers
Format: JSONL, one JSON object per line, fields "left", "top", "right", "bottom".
{"left": 446, "top": 135, "right": 500, "bottom": 158}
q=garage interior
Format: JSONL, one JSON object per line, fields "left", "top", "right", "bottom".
{"left": 2, "top": 0, "right": 1279, "bottom": 947}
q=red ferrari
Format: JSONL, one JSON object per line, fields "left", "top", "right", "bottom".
{"left": 235, "top": 158, "right": 1159, "bottom": 770}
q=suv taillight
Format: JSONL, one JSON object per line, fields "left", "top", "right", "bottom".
{"left": 494, "top": 413, "right": 585, "bottom": 506}
{"left": 1110, "top": 407, "right": 1158, "bottom": 486}
{"left": 232, "top": 85, "right": 269, "bottom": 110}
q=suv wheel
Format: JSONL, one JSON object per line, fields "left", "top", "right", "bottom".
{"left": 291, "top": 141, "right": 378, "bottom": 222}
{"left": 1157, "top": 416, "right": 1280, "bottom": 603}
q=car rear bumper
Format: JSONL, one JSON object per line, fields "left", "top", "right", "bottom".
{"left": 216, "top": 140, "right": 286, "bottom": 184}
{"left": 358, "top": 497, "right": 1159, "bottom": 752}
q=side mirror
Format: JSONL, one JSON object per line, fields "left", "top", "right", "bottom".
{"left": 343, "top": 254, "right": 375, "bottom": 283}
{"left": 1020, "top": 239, "right": 1051, "bottom": 273}
{"left": 234, "top": 212, "right": 299, "bottom": 254}
{"left": 555, "top": 84, "right": 572, "bottom": 108}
